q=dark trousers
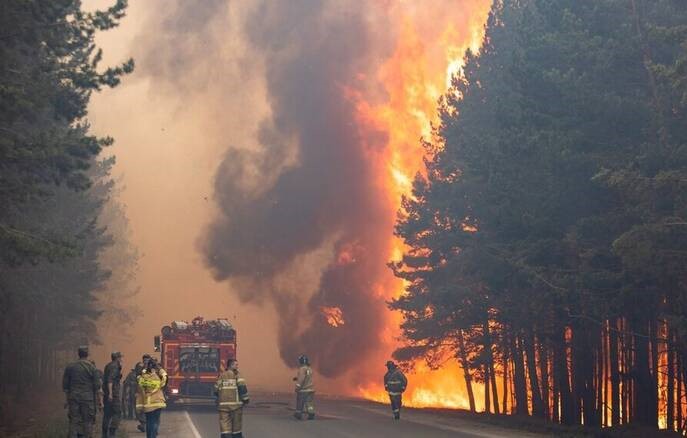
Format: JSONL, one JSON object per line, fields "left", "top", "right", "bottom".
{"left": 68, "top": 399, "right": 95, "bottom": 438}
{"left": 101, "top": 398, "right": 121, "bottom": 436}
{"left": 137, "top": 409, "right": 147, "bottom": 430}
{"left": 145, "top": 409, "right": 162, "bottom": 438}
{"left": 389, "top": 393, "right": 403, "bottom": 417}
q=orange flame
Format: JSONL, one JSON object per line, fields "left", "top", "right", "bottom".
{"left": 350, "top": 1, "right": 492, "bottom": 408}
{"left": 321, "top": 306, "right": 345, "bottom": 327}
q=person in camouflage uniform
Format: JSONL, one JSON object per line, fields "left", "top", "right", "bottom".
{"left": 122, "top": 367, "right": 137, "bottom": 419}
{"left": 101, "top": 351, "right": 123, "bottom": 437}
{"left": 63, "top": 346, "right": 102, "bottom": 438}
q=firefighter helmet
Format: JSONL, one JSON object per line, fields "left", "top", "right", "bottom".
{"left": 298, "top": 355, "right": 309, "bottom": 365}
{"left": 386, "top": 360, "right": 396, "bottom": 369}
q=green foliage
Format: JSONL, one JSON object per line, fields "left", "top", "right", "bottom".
{"left": 0, "top": 0, "right": 136, "bottom": 423}
{"left": 0, "top": 0, "right": 133, "bottom": 263}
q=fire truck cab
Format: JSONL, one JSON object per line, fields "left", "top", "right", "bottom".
{"left": 154, "top": 316, "right": 236, "bottom": 403}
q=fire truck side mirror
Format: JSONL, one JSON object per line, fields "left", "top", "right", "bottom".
{"left": 154, "top": 335, "right": 161, "bottom": 352}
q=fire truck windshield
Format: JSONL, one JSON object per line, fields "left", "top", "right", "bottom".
{"left": 179, "top": 347, "right": 220, "bottom": 373}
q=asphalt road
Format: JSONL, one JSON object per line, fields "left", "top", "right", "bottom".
{"left": 179, "top": 395, "right": 541, "bottom": 438}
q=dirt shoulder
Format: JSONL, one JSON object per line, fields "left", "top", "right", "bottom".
{"left": 403, "top": 405, "right": 680, "bottom": 438}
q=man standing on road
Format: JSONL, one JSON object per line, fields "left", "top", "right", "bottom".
{"left": 122, "top": 367, "right": 137, "bottom": 419}
{"left": 101, "top": 351, "right": 123, "bottom": 437}
{"left": 215, "top": 358, "right": 250, "bottom": 438}
{"left": 63, "top": 345, "right": 102, "bottom": 438}
{"left": 384, "top": 360, "right": 408, "bottom": 420}
{"left": 293, "top": 354, "right": 315, "bottom": 420}
{"left": 134, "top": 354, "right": 151, "bottom": 432}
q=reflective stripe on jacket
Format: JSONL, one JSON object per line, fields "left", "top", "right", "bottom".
{"left": 295, "top": 365, "right": 314, "bottom": 393}
{"left": 136, "top": 367, "right": 167, "bottom": 413}
{"left": 215, "top": 370, "right": 248, "bottom": 411}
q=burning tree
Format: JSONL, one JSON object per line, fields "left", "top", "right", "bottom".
{"left": 392, "top": 0, "right": 687, "bottom": 432}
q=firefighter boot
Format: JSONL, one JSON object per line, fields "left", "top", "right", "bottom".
{"left": 294, "top": 412, "right": 302, "bottom": 420}
{"left": 231, "top": 433, "right": 243, "bottom": 438}
{"left": 394, "top": 412, "right": 400, "bottom": 420}
{"left": 307, "top": 413, "right": 315, "bottom": 420}
{"left": 221, "top": 434, "right": 231, "bottom": 438}
{"left": 108, "top": 428, "right": 117, "bottom": 437}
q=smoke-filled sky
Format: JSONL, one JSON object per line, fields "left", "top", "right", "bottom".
{"left": 86, "top": 0, "right": 490, "bottom": 393}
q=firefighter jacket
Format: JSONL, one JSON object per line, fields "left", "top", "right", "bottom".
{"left": 295, "top": 365, "right": 314, "bottom": 393}
{"left": 136, "top": 367, "right": 168, "bottom": 413}
{"left": 63, "top": 359, "right": 101, "bottom": 401}
{"left": 214, "top": 369, "right": 249, "bottom": 411}
{"left": 384, "top": 368, "right": 408, "bottom": 395}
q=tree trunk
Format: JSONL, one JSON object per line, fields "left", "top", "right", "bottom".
{"left": 633, "top": 316, "right": 653, "bottom": 426}
{"left": 555, "top": 328, "right": 574, "bottom": 424}
{"left": 457, "top": 329, "right": 476, "bottom": 412}
{"left": 482, "top": 320, "right": 499, "bottom": 414}
{"left": 668, "top": 329, "right": 675, "bottom": 431}
{"left": 597, "top": 328, "right": 604, "bottom": 427}
{"left": 513, "top": 334, "right": 529, "bottom": 416}
{"left": 649, "top": 319, "right": 659, "bottom": 427}
{"left": 609, "top": 320, "right": 621, "bottom": 426}
{"left": 484, "top": 361, "right": 491, "bottom": 414}
{"left": 524, "top": 329, "right": 544, "bottom": 417}
{"left": 540, "top": 342, "right": 550, "bottom": 420}
{"left": 502, "top": 345, "right": 509, "bottom": 415}
{"left": 677, "top": 353, "right": 682, "bottom": 433}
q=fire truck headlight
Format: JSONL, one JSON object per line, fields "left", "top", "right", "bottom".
{"left": 171, "top": 389, "right": 179, "bottom": 394}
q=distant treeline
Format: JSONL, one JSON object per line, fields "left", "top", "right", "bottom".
{"left": 392, "top": 0, "right": 687, "bottom": 432}
{"left": 0, "top": 0, "right": 136, "bottom": 419}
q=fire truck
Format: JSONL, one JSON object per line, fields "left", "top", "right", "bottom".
{"left": 153, "top": 316, "right": 236, "bottom": 402}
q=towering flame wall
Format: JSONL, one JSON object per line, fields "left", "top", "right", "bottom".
{"left": 200, "top": 0, "right": 492, "bottom": 405}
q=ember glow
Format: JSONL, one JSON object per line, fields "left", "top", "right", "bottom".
{"left": 353, "top": 2, "right": 491, "bottom": 408}
{"left": 321, "top": 306, "right": 345, "bottom": 328}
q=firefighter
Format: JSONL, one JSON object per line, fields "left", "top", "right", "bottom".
{"left": 122, "top": 367, "right": 137, "bottom": 419}
{"left": 134, "top": 354, "right": 151, "bottom": 432}
{"left": 293, "top": 354, "right": 315, "bottom": 420}
{"left": 101, "top": 351, "right": 123, "bottom": 437}
{"left": 136, "top": 356, "right": 167, "bottom": 438}
{"left": 214, "top": 358, "right": 249, "bottom": 438}
{"left": 384, "top": 360, "right": 408, "bottom": 420}
{"left": 63, "top": 345, "right": 102, "bottom": 438}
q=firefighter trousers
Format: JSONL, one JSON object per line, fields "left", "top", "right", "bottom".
{"left": 219, "top": 407, "right": 243, "bottom": 435}
{"left": 296, "top": 391, "right": 315, "bottom": 418}
{"left": 389, "top": 393, "right": 403, "bottom": 417}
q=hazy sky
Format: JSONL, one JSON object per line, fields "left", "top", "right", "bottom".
{"left": 87, "top": 0, "right": 295, "bottom": 390}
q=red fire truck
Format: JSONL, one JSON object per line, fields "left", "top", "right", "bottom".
{"left": 153, "top": 316, "right": 236, "bottom": 403}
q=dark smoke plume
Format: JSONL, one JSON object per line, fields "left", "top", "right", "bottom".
{"left": 205, "top": 1, "right": 396, "bottom": 377}
{"left": 134, "top": 0, "right": 397, "bottom": 377}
